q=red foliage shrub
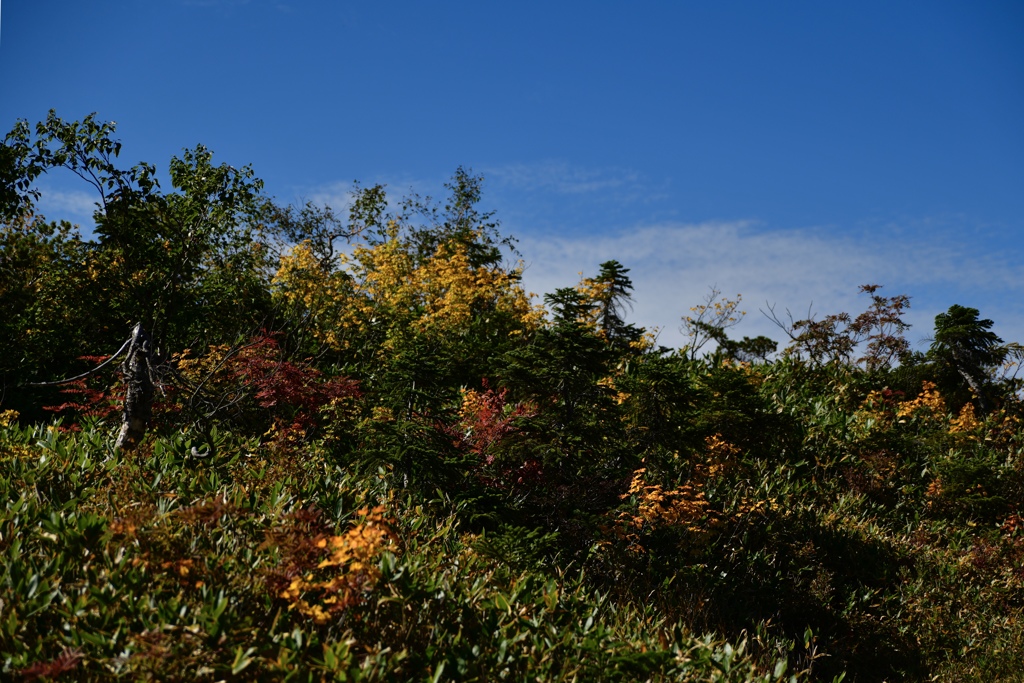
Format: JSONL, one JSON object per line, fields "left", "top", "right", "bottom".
{"left": 42, "top": 356, "right": 121, "bottom": 430}
{"left": 43, "top": 335, "right": 362, "bottom": 443}
{"left": 19, "top": 647, "right": 83, "bottom": 681}
{"left": 167, "top": 332, "right": 362, "bottom": 441}
{"left": 232, "top": 336, "right": 361, "bottom": 432}
{"left": 442, "top": 379, "right": 541, "bottom": 487}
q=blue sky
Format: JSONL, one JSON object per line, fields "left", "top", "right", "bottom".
{"left": 2, "top": 1, "right": 1022, "bottom": 349}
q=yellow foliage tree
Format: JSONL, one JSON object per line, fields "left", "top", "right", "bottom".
{"left": 273, "top": 224, "right": 541, "bottom": 356}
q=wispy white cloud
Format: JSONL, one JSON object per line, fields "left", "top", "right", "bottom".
{"left": 485, "top": 161, "right": 668, "bottom": 205}
{"left": 487, "top": 161, "right": 637, "bottom": 194}
{"left": 303, "top": 180, "right": 358, "bottom": 213}
{"left": 36, "top": 188, "right": 98, "bottom": 223}
{"left": 515, "top": 221, "right": 1024, "bottom": 351}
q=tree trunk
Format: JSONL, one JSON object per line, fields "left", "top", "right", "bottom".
{"left": 114, "top": 323, "right": 154, "bottom": 451}
{"left": 957, "top": 366, "right": 990, "bottom": 414}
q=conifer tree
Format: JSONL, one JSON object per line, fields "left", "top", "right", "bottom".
{"left": 929, "top": 304, "right": 1005, "bottom": 412}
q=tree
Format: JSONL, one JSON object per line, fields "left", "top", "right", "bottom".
{"left": 0, "top": 213, "right": 97, "bottom": 420}
{"left": 94, "top": 143, "right": 272, "bottom": 357}
{"left": 717, "top": 335, "right": 778, "bottom": 364}
{"left": 766, "top": 285, "right": 911, "bottom": 370}
{"left": 578, "top": 260, "right": 643, "bottom": 350}
{"left": 397, "top": 166, "right": 515, "bottom": 270}
{"left": 271, "top": 170, "right": 540, "bottom": 416}
{"left": 1, "top": 112, "right": 276, "bottom": 445}
{"left": 0, "top": 119, "right": 44, "bottom": 221}
{"left": 848, "top": 285, "right": 912, "bottom": 371}
{"left": 500, "top": 287, "right": 614, "bottom": 439}
{"left": 681, "top": 288, "right": 745, "bottom": 360}
{"left": 929, "top": 304, "right": 1005, "bottom": 412}
{"left": 5, "top": 111, "right": 274, "bottom": 359}
{"left": 264, "top": 182, "right": 388, "bottom": 272}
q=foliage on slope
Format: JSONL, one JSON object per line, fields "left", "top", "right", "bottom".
{"left": 3, "top": 112, "right": 1024, "bottom": 681}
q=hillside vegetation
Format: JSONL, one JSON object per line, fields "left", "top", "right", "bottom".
{"left": 2, "top": 113, "right": 1024, "bottom": 681}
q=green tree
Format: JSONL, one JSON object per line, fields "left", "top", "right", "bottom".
{"left": 0, "top": 112, "right": 276, "bottom": 439}
{"left": 0, "top": 214, "right": 96, "bottom": 419}
{"left": 400, "top": 166, "right": 515, "bottom": 270}
{"left": 500, "top": 287, "right": 615, "bottom": 447}
{"left": 3, "top": 111, "right": 274, "bottom": 359}
{"left": 929, "top": 304, "right": 1005, "bottom": 412}
{"left": 584, "top": 260, "right": 643, "bottom": 350}
{"left": 0, "top": 119, "right": 44, "bottom": 221}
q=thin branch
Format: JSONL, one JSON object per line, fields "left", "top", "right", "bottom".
{"left": 23, "top": 335, "right": 134, "bottom": 387}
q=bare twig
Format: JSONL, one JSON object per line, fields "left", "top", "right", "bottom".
{"left": 23, "top": 335, "right": 134, "bottom": 387}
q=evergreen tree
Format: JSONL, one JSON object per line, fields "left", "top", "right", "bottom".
{"left": 929, "top": 304, "right": 1005, "bottom": 412}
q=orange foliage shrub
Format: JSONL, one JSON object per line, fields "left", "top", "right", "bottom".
{"left": 277, "top": 506, "right": 396, "bottom": 625}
